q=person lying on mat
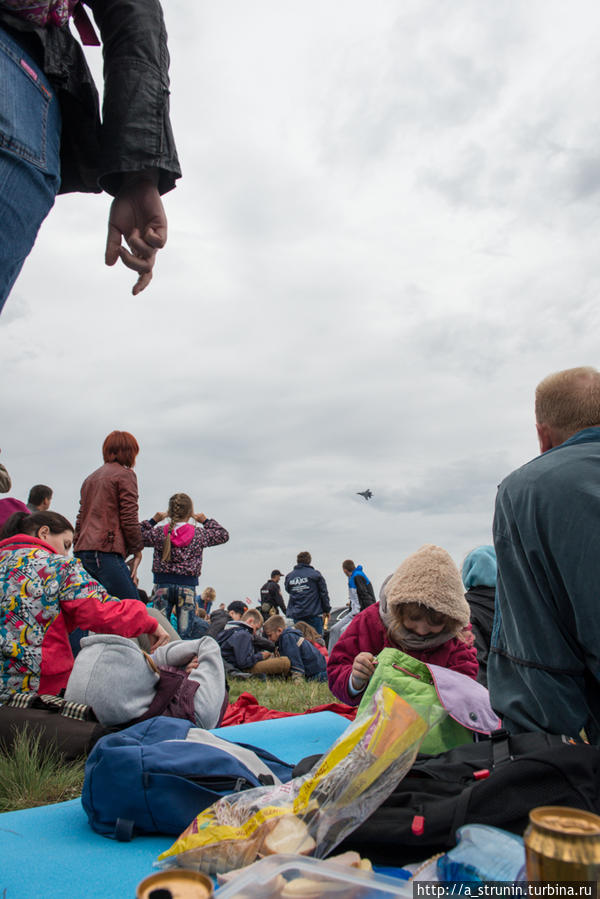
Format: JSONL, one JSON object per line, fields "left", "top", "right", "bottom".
{"left": 0, "top": 511, "right": 169, "bottom": 700}
{"left": 65, "top": 633, "right": 227, "bottom": 729}
{"left": 327, "top": 544, "right": 478, "bottom": 705}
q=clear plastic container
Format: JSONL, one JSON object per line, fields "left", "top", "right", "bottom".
{"left": 214, "top": 854, "right": 412, "bottom": 898}
{"left": 437, "top": 823, "right": 525, "bottom": 882}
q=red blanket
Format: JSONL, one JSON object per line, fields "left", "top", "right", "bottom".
{"left": 220, "top": 691, "right": 357, "bottom": 726}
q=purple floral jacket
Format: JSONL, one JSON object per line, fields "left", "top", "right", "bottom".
{"left": 141, "top": 518, "right": 229, "bottom": 585}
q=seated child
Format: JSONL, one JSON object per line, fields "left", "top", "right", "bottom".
{"left": 216, "top": 609, "right": 290, "bottom": 677}
{"left": 327, "top": 544, "right": 478, "bottom": 704}
{"left": 294, "top": 620, "right": 329, "bottom": 660}
{"left": 65, "top": 635, "right": 227, "bottom": 728}
{"left": 263, "top": 615, "right": 328, "bottom": 681}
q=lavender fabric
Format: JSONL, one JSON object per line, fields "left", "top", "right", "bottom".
{"left": 427, "top": 662, "right": 501, "bottom": 733}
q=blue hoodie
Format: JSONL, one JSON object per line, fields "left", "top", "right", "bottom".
{"left": 462, "top": 546, "right": 497, "bottom": 589}
{"left": 216, "top": 620, "right": 263, "bottom": 671}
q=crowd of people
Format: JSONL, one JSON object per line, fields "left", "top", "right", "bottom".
{"left": 1, "top": 365, "right": 600, "bottom": 745}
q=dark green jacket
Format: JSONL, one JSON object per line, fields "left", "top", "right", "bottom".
{"left": 489, "top": 427, "right": 600, "bottom": 742}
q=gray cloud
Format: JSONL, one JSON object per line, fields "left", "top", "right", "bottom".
{"left": 2, "top": 0, "right": 599, "bottom": 601}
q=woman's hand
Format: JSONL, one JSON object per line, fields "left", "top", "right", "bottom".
{"left": 152, "top": 512, "right": 166, "bottom": 523}
{"left": 147, "top": 624, "right": 170, "bottom": 650}
{"left": 193, "top": 512, "right": 207, "bottom": 524}
{"left": 105, "top": 173, "right": 167, "bottom": 296}
{"left": 185, "top": 656, "right": 199, "bottom": 674}
{"left": 351, "top": 652, "right": 378, "bottom": 691}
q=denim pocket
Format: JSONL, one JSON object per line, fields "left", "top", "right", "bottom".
{"left": 0, "top": 30, "right": 59, "bottom": 175}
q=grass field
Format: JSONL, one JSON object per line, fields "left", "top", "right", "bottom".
{"left": 0, "top": 678, "right": 336, "bottom": 814}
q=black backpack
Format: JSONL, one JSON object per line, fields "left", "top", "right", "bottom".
{"left": 296, "top": 731, "right": 600, "bottom": 865}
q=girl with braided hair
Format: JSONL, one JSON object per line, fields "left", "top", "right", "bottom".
{"left": 141, "top": 493, "right": 229, "bottom": 638}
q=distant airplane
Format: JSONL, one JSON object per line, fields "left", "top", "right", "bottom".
{"left": 357, "top": 489, "right": 373, "bottom": 500}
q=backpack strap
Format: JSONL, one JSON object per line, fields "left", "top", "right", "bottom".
{"left": 489, "top": 729, "right": 513, "bottom": 766}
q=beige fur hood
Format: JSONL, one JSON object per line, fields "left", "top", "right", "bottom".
{"left": 382, "top": 543, "right": 470, "bottom": 627}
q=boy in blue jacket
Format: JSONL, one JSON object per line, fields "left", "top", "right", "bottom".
{"left": 263, "top": 615, "right": 327, "bottom": 681}
{"left": 217, "top": 609, "right": 290, "bottom": 677}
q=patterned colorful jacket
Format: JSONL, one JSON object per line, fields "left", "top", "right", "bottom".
{"left": 0, "top": 534, "right": 158, "bottom": 699}
{"left": 141, "top": 518, "right": 229, "bottom": 586}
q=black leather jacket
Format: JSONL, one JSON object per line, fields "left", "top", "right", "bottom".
{"left": 0, "top": 0, "right": 181, "bottom": 195}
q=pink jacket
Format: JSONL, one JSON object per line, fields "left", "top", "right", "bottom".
{"left": 327, "top": 602, "right": 478, "bottom": 705}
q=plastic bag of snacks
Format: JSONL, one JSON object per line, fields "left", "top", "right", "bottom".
{"left": 157, "top": 684, "right": 444, "bottom": 874}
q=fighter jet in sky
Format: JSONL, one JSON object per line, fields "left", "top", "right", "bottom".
{"left": 357, "top": 489, "right": 373, "bottom": 500}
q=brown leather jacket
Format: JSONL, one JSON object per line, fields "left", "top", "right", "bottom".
{"left": 0, "top": 463, "right": 10, "bottom": 493}
{"left": 74, "top": 462, "right": 143, "bottom": 557}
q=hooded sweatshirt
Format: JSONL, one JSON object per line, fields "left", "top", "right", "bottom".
{"left": 141, "top": 517, "right": 229, "bottom": 586}
{"left": 347, "top": 565, "right": 376, "bottom": 614}
{"left": 462, "top": 545, "right": 497, "bottom": 688}
{"left": 327, "top": 544, "right": 478, "bottom": 705}
{"left": 216, "top": 620, "right": 264, "bottom": 671}
{"left": 64, "top": 634, "right": 226, "bottom": 728}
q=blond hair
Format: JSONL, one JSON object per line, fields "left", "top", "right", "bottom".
{"left": 535, "top": 367, "right": 600, "bottom": 442}
{"left": 161, "top": 493, "right": 194, "bottom": 563}
{"left": 294, "top": 620, "right": 321, "bottom": 643}
{"left": 202, "top": 586, "right": 216, "bottom": 603}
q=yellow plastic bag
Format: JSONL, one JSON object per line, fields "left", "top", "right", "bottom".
{"left": 158, "top": 685, "right": 444, "bottom": 874}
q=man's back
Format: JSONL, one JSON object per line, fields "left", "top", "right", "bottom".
{"left": 285, "top": 564, "right": 329, "bottom": 619}
{"left": 489, "top": 426, "right": 600, "bottom": 741}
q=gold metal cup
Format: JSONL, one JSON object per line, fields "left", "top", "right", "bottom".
{"left": 136, "top": 868, "right": 214, "bottom": 898}
{"left": 525, "top": 806, "right": 600, "bottom": 883}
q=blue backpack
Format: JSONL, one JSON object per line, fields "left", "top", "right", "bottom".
{"left": 82, "top": 716, "right": 294, "bottom": 840}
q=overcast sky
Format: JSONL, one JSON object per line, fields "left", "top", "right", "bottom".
{"left": 2, "top": 0, "right": 599, "bottom": 607}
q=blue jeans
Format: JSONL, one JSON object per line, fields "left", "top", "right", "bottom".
{"left": 72, "top": 551, "right": 140, "bottom": 656}
{"left": 151, "top": 585, "right": 207, "bottom": 639}
{"left": 0, "top": 26, "right": 61, "bottom": 315}
{"left": 76, "top": 550, "right": 140, "bottom": 600}
{"left": 294, "top": 614, "right": 324, "bottom": 635}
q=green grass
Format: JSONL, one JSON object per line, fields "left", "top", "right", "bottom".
{"left": 0, "top": 729, "right": 86, "bottom": 813}
{"left": 228, "top": 676, "right": 335, "bottom": 711}
{"left": 0, "top": 679, "right": 337, "bottom": 814}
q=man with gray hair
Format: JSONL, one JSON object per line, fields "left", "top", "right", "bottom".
{"left": 488, "top": 366, "right": 600, "bottom": 742}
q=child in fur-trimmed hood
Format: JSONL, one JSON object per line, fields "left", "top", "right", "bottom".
{"left": 327, "top": 544, "right": 478, "bottom": 706}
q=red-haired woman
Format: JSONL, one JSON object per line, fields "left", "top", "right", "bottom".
{"left": 74, "top": 430, "right": 143, "bottom": 600}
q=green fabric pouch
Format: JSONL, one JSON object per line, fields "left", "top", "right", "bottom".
{"left": 357, "top": 647, "right": 472, "bottom": 755}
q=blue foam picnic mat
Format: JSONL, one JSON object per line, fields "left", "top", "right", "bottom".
{"left": 211, "top": 710, "right": 349, "bottom": 763}
{"left": 0, "top": 798, "right": 170, "bottom": 898}
{"left": 0, "top": 711, "right": 350, "bottom": 898}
